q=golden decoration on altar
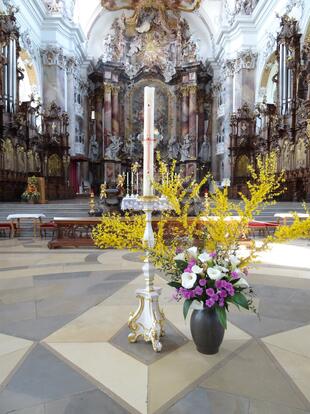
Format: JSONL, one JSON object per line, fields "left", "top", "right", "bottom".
{"left": 117, "top": 174, "right": 125, "bottom": 190}
{"left": 131, "top": 162, "right": 141, "bottom": 173}
{"left": 100, "top": 183, "right": 107, "bottom": 199}
{"left": 101, "top": 0, "right": 201, "bottom": 32}
{"left": 89, "top": 191, "right": 96, "bottom": 214}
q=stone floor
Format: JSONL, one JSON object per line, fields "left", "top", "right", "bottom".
{"left": 0, "top": 238, "right": 310, "bottom": 414}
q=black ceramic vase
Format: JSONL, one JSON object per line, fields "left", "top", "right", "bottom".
{"left": 190, "top": 307, "right": 225, "bottom": 355}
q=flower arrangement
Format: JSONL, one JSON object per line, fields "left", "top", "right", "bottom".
{"left": 167, "top": 246, "right": 254, "bottom": 329}
{"left": 92, "top": 152, "right": 310, "bottom": 331}
{"left": 21, "top": 176, "right": 40, "bottom": 203}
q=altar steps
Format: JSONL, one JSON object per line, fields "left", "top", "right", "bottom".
{"left": 0, "top": 200, "right": 308, "bottom": 238}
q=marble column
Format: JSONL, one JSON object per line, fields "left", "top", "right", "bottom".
{"left": 181, "top": 87, "right": 189, "bottom": 138}
{"left": 95, "top": 90, "right": 103, "bottom": 157}
{"left": 189, "top": 85, "right": 197, "bottom": 158}
{"left": 104, "top": 83, "right": 112, "bottom": 149}
{"left": 41, "top": 47, "right": 66, "bottom": 109}
{"left": 66, "top": 58, "right": 76, "bottom": 156}
{"left": 112, "top": 86, "right": 120, "bottom": 136}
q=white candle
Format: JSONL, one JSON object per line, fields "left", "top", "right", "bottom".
{"left": 131, "top": 171, "right": 134, "bottom": 196}
{"left": 143, "top": 87, "right": 155, "bottom": 196}
{"left": 126, "top": 172, "right": 129, "bottom": 195}
{"left": 136, "top": 172, "right": 139, "bottom": 195}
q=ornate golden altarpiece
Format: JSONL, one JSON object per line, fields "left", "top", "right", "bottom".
{"left": 88, "top": 0, "right": 212, "bottom": 190}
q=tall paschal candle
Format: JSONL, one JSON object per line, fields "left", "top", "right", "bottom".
{"left": 143, "top": 87, "right": 155, "bottom": 196}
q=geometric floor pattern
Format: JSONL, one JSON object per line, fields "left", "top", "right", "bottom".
{"left": 0, "top": 238, "right": 310, "bottom": 413}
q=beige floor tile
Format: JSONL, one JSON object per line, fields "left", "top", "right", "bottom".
{"left": 257, "top": 244, "right": 310, "bottom": 273}
{"left": 0, "top": 333, "right": 33, "bottom": 356}
{"left": 47, "top": 342, "right": 148, "bottom": 414}
{"left": 262, "top": 324, "right": 310, "bottom": 359}
{"left": 201, "top": 342, "right": 307, "bottom": 410}
{"left": 149, "top": 339, "right": 247, "bottom": 413}
{"left": 265, "top": 344, "right": 310, "bottom": 403}
{"left": 44, "top": 305, "right": 133, "bottom": 343}
{"left": 35, "top": 253, "right": 89, "bottom": 265}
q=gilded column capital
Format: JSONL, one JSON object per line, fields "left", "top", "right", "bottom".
{"left": 180, "top": 86, "right": 189, "bottom": 96}
{"left": 104, "top": 83, "right": 113, "bottom": 93}
{"left": 111, "top": 85, "right": 120, "bottom": 94}
{"left": 188, "top": 84, "right": 197, "bottom": 94}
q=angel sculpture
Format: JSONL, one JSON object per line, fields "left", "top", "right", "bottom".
{"left": 101, "top": 0, "right": 201, "bottom": 32}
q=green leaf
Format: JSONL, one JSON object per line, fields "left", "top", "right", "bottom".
{"left": 175, "top": 260, "right": 188, "bottom": 271}
{"left": 183, "top": 299, "right": 191, "bottom": 319}
{"left": 215, "top": 306, "right": 227, "bottom": 329}
{"left": 168, "top": 281, "right": 182, "bottom": 289}
{"left": 232, "top": 292, "right": 249, "bottom": 310}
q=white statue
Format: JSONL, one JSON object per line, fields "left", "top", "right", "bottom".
{"left": 168, "top": 136, "right": 180, "bottom": 160}
{"left": 105, "top": 135, "right": 121, "bottom": 160}
{"left": 180, "top": 134, "right": 192, "bottom": 162}
{"left": 199, "top": 136, "right": 211, "bottom": 163}
{"left": 89, "top": 135, "right": 99, "bottom": 161}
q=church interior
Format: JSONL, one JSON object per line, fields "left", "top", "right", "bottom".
{"left": 0, "top": 1, "right": 310, "bottom": 414}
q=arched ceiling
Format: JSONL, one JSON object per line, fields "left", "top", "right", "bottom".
{"left": 73, "top": 0, "right": 223, "bottom": 60}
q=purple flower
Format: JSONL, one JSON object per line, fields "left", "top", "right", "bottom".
{"left": 219, "top": 289, "right": 227, "bottom": 299}
{"left": 228, "top": 287, "right": 235, "bottom": 296}
{"left": 199, "top": 279, "right": 207, "bottom": 287}
{"left": 231, "top": 271, "right": 240, "bottom": 280}
{"left": 184, "top": 258, "right": 197, "bottom": 273}
{"left": 215, "top": 280, "right": 224, "bottom": 289}
{"left": 206, "top": 288, "right": 215, "bottom": 297}
{"left": 194, "top": 286, "right": 203, "bottom": 296}
{"left": 219, "top": 299, "right": 225, "bottom": 307}
{"left": 205, "top": 298, "right": 215, "bottom": 308}
{"left": 175, "top": 247, "right": 183, "bottom": 254}
{"left": 210, "top": 252, "right": 217, "bottom": 258}
{"left": 224, "top": 282, "right": 233, "bottom": 290}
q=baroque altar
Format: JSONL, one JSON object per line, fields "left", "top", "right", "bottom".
{"left": 88, "top": 0, "right": 212, "bottom": 190}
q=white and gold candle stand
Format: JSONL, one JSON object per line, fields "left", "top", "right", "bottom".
{"left": 121, "top": 195, "right": 171, "bottom": 352}
{"left": 122, "top": 86, "right": 171, "bottom": 352}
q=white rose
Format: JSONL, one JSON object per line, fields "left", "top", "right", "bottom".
{"left": 229, "top": 255, "right": 241, "bottom": 268}
{"left": 215, "top": 265, "right": 229, "bottom": 273}
{"left": 174, "top": 252, "right": 185, "bottom": 261}
{"left": 198, "top": 252, "right": 212, "bottom": 263}
{"left": 207, "top": 267, "right": 223, "bottom": 280}
{"left": 192, "top": 265, "right": 203, "bottom": 274}
{"left": 187, "top": 246, "right": 198, "bottom": 257}
{"left": 234, "top": 277, "right": 249, "bottom": 288}
{"left": 181, "top": 272, "right": 197, "bottom": 289}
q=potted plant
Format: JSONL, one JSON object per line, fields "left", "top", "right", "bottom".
{"left": 21, "top": 176, "right": 40, "bottom": 204}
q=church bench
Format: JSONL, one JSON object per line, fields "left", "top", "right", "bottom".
{"left": 0, "top": 222, "right": 17, "bottom": 238}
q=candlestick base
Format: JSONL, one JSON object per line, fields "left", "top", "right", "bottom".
{"left": 128, "top": 287, "right": 165, "bottom": 353}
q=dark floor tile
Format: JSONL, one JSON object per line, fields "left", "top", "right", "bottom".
{"left": 0, "top": 344, "right": 95, "bottom": 413}
{"left": 249, "top": 399, "right": 310, "bottom": 414}
{"left": 228, "top": 313, "right": 304, "bottom": 338}
{"left": 45, "top": 389, "right": 129, "bottom": 414}
{"left": 34, "top": 272, "right": 91, "bottom": 282}
{"left": 122, "top": 252, "right": 143, "bottom": 263}
{"left": 0, "top": 314, "right": 76, "bottom": 341}
{"left": 84, "top": 253, "right": 102, "bottom": 263}
{"left": 110, "top": 321, "right": 188, "bottom": 365}
{"left": 104, "top": 270, "right": 139, "bottom": 282}
{"left": 0, "top": 302, "right": 36, "bottom": 324}
{"left": 165, "top": 387, "right": 249, "bottom": 414}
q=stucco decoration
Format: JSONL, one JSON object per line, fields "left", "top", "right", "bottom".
{"left": 99, "top": 2, "right": 201, "bottom": 81}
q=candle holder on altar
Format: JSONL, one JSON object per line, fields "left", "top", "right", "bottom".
{"left": 121, "top": 86, "right": 172, "bottom": 352}
{"left": 121, "top": 193, "right": 171, "bottom": 352}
